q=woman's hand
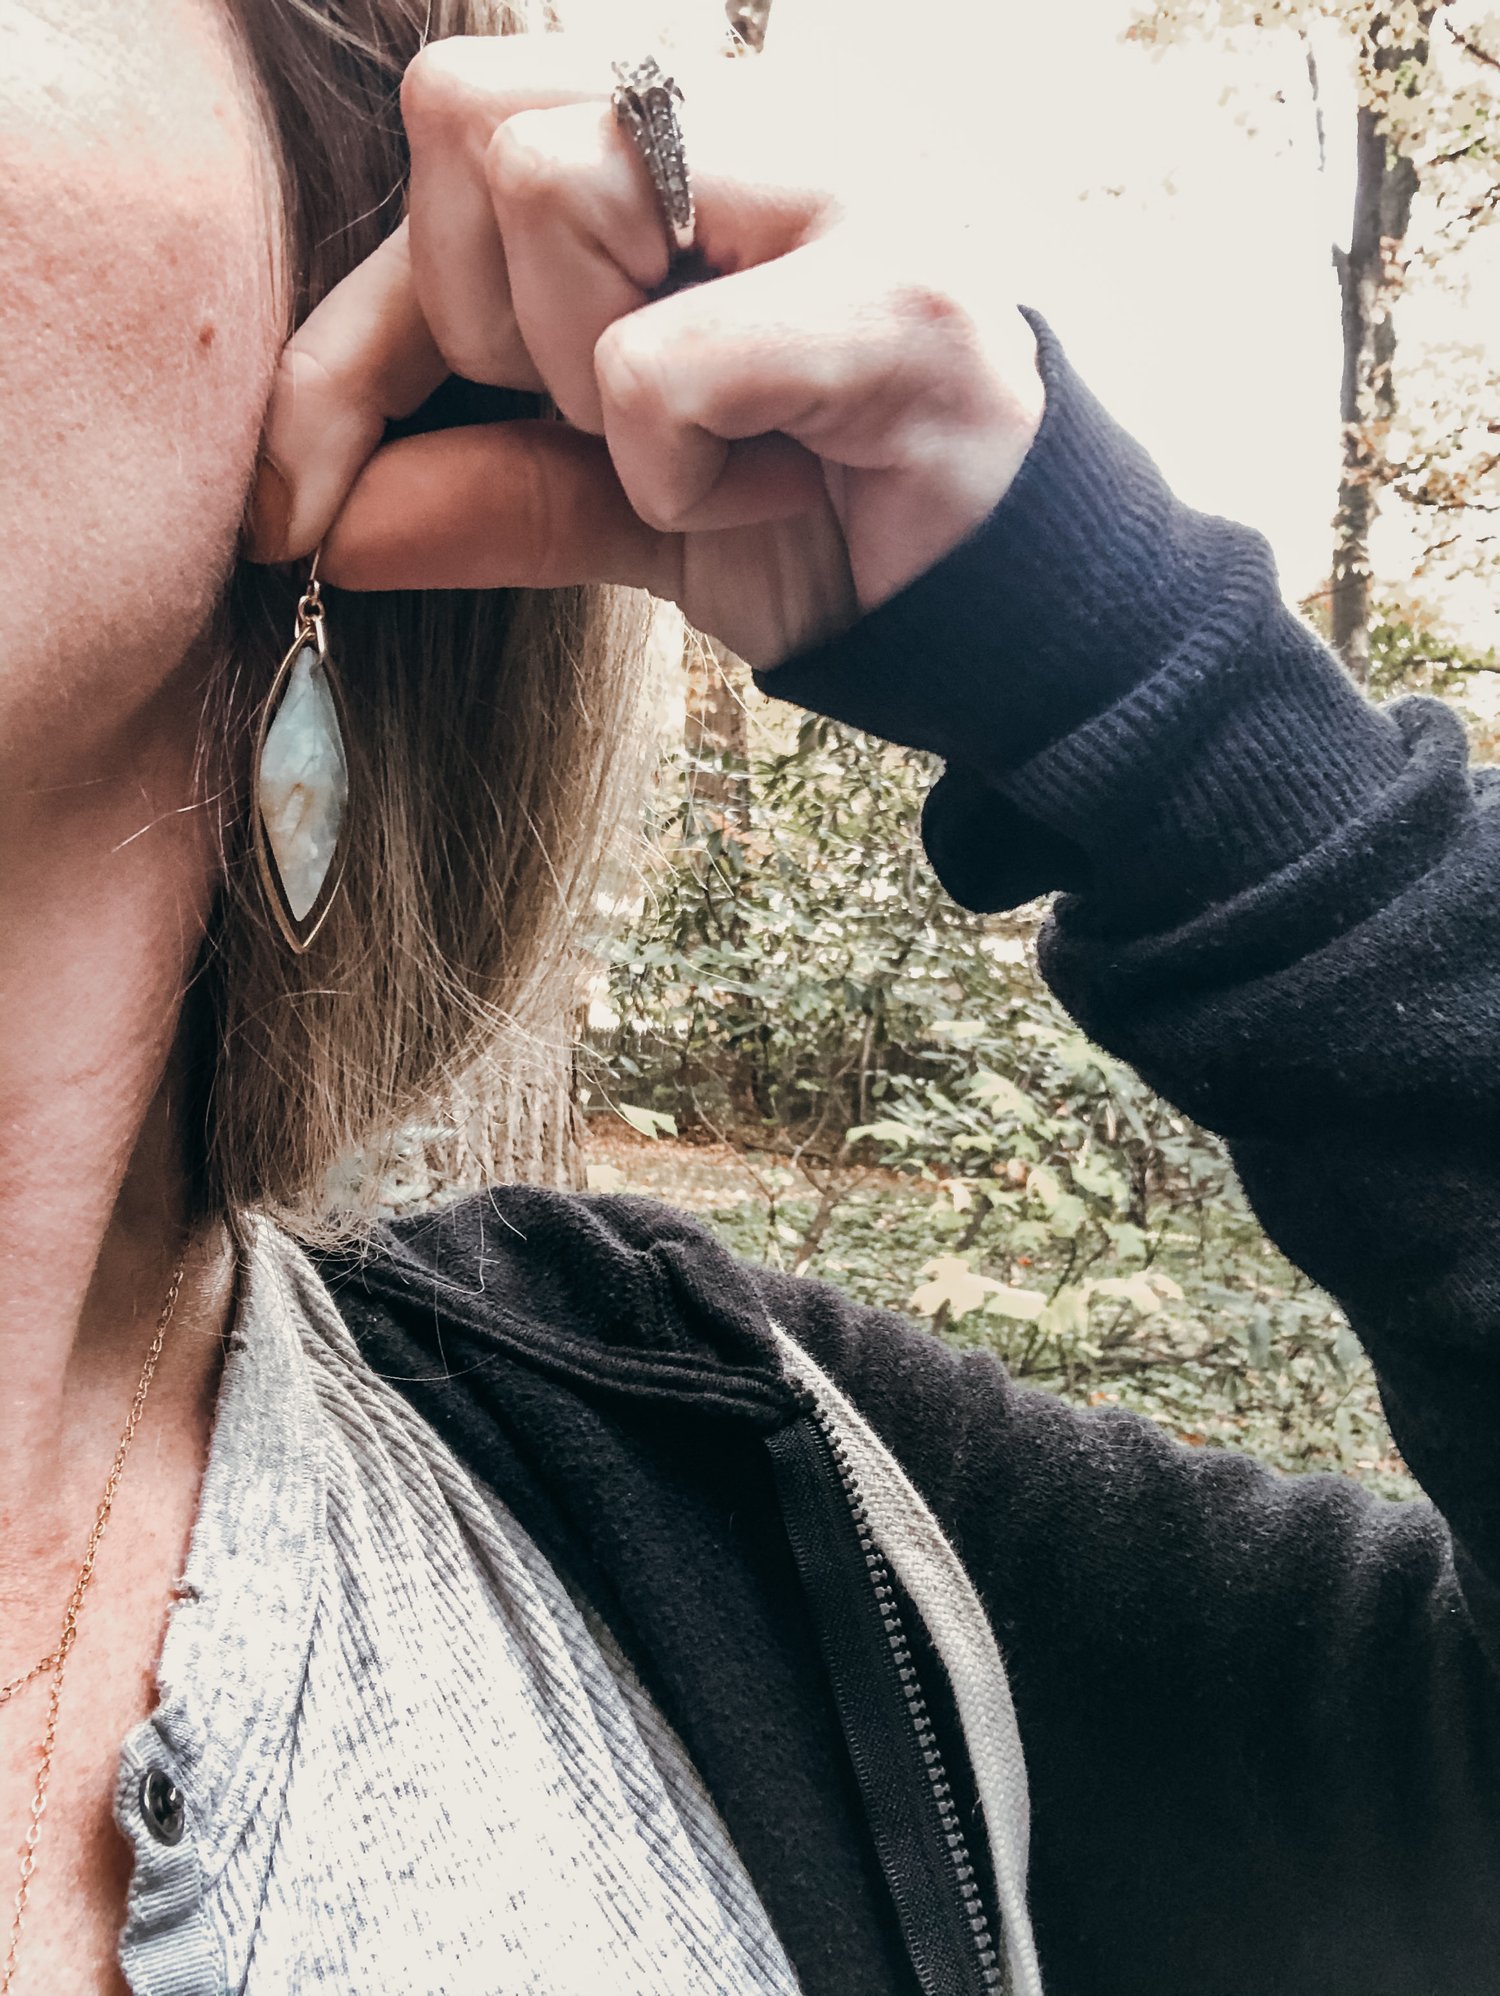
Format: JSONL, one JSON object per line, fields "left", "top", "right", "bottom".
{"left": 245, "top": 32, "right": 1045, "bottom": 670}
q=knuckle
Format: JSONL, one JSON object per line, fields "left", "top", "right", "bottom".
{"left": 485, "top": 114, "right": 570, "bottom": 209}
{"left": 429, "top": 328, "right": 514, "bottom": 390}
{"left": 596, "top": 324, "right": 665, "bottom": 423}
{"left": 597, "top": 331, "right": 698, "bottom": 532}
{"left": 628, "top": 486, "right": 685, "bottom": 536}
{"left": 879, "top": 272, "right": 995, "bottom": 428}
{"left": 549, "top": 382, "right": 605, "bottom": 437}
{"left": 654, "top": 501, "right": 695, "bottom": 536}
{"left": 885, "top": 274, "right": 979, "bottom": 346}
{"left": 632, "top": 496, "right": 687, "bottom": 536}
{"left": 401, "top": 40, "right": 486, "bottom": 145}
{"left": 620, "top": 459, "right": 692, "bottom": 537}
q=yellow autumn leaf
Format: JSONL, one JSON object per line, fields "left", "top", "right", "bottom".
{"left": 980, "top": 1285, "right": 1048, "bottom": 1323}
{"left": 1093, "top": 1272, "right": 1163, "bottom": 1316}
{"left": 910, "top": 1256, "right": 996, "bottom": 1322}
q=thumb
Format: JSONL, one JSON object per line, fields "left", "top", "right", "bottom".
{"left": 317, "top": 418, "right": 677, "bottom": 597}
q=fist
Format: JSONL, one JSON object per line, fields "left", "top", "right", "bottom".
{"left": 246, "top": 31, "right": 1045, "bottom": 670}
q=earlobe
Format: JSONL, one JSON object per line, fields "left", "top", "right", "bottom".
{"left": 246, "top": 455, "right": 293, "bottom": 565}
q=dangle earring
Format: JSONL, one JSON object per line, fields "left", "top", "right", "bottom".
{"left": 250, "top": 551, "right": 352, "bottom": 953}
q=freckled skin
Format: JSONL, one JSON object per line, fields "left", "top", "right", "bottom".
{"left": 0, "top": 0, "right": 283, "bottom": 792}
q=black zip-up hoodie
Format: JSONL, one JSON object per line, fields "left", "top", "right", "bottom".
{"left": 316, "top": 313, "right": 1500, "bottom": 1996}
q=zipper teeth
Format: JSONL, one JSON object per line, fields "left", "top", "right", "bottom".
{"left": 811, "top": 1405, "right": 1004, "bottom": 1993}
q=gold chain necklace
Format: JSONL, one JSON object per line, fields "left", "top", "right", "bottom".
{"left": 0, "top": 1258, "right": 187, "bottom": 1995}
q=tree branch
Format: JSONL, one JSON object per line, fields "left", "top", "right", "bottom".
{"left": 1300, "top": 29, "right": 1329, "bottom": 174}
{"left": 1447, "top": 22, "right": 1500, "bottom": 71}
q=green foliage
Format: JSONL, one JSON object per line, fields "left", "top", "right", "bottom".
{"left": 1365, "top": 614, "right": 1500, "bottom": 707}
{"left": 602, "top": 717, "right": 972, "bottom": 1138}
{"left": 593, "top": 717, "right": 1414, "bottom": 1498}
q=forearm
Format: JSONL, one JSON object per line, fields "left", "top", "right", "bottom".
{"left": 755, "top": 311, "right": 1500, "bottom": 1604}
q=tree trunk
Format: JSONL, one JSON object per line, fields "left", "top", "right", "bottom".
{"left": 684, "top": 629, "right": 752, "bottom": 831}
{"left": 480, "top": 1023, "right": 588, "bottom": 1188}
{"left": 682, "top": 627, "right": 764, "bottom": 1125}
{"left": 412, "top": 1007, "right": 589, "bottom": 1198}
{"left": 1329, "top": 15, "right": 1430, "bottom": 682}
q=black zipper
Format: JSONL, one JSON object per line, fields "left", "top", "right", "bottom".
{"left": 767, "top": 1402, "right": 1005, "bottom": 1996}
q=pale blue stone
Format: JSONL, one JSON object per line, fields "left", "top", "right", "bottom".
{"left": 258, "top": 641, "right": 348, "bottom": 922}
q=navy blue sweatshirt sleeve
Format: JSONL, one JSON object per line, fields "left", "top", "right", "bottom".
{"left": 754, "top": 310, "right": 1500, "bottom": 1655}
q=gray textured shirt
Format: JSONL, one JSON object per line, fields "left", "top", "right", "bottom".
{"left": 111, "top": 1216, "right": 801, "bottom": 1994}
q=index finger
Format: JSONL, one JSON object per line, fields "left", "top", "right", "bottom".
{"left": 246, "top": 222, "right": 452, "bottom": 563}
{"left": 401, "top": 31, "right": 633, "bottom": 388}
{"left": 246, "top": 31, "right": 677, "bottom": 566}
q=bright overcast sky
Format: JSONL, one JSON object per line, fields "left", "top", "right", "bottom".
{"left": 883, "top": 0, "right": 1498, "bottom": 652}
{"left": 588, "top": 0, "right": 1497, "bottom": 651}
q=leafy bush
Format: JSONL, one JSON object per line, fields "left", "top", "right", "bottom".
{"left": 590, "top": 713, "right": 1414, "bottom": 1497}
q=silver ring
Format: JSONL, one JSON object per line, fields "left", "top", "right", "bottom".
{"left": 611, "top": 55, "right": 697, "bottom": 264}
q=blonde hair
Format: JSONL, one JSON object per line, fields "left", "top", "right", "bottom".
{"left": 202, "top": 0, "right": 694, "bottom": 1237}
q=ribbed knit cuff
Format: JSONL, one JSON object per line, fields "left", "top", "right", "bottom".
{"left": 753, "top": 309, "right": 1201, "bottom": 769}
{"left": 1010, "top": 593, "right": 1407, "bottom": 883}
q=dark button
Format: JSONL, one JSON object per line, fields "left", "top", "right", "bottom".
{"left": 139, "top": 1767, "right": 186, "bottom": 1846}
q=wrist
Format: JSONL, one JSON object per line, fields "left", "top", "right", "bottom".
{"left": 753, "top": 308, "right": 1194, "bottom": 770}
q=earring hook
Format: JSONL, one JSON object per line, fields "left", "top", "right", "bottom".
{"left": 295, "top": 545, "right": 324, "bottom": 630}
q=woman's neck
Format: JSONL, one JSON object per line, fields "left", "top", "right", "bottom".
{"left": 0, "top": 683, "right": 235, "bottom": 1647}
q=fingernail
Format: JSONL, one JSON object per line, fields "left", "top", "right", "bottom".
{"left": 247, "top": 455, "right": 292, "bottom": 562}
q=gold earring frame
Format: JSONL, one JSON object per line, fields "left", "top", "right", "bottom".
{"left": 250, "top": 558, "right": 353, "bottom": 955}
